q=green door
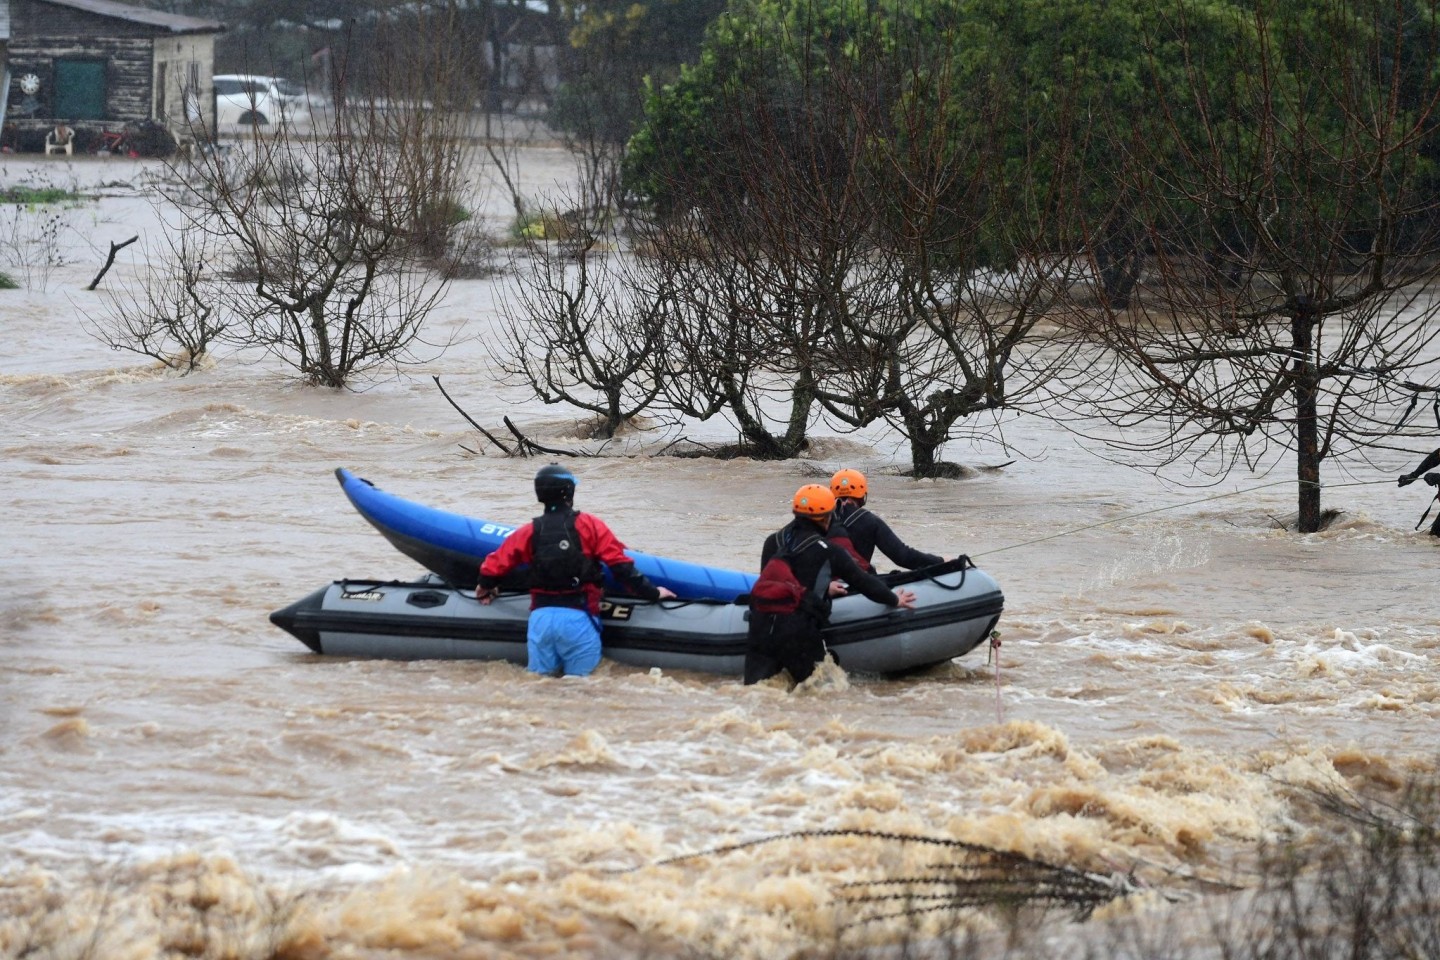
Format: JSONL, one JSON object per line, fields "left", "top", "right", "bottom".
{"left": 52, "top": 60, "right": 106, "bottom": 120}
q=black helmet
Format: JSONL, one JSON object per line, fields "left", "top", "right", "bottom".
{"left": 534, "top": 464, "right": 577, "bottom": 505}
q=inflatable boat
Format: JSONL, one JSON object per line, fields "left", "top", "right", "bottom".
{"left": 335, "top": 468, "right": 758, "bottom": 601}
{"left": 269, "top": 557, "right": 1005, "bottom": 676}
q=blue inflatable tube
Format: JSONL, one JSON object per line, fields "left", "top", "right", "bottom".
{"left": 335, "top": 468, "right": 758, "bottom": 601}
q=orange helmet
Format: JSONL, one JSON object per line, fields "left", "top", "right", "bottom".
{"left": 792, "top": 484, "right": 836, "bottom": 517}
{"left": 830, "top": 468, "right": 868, "bottom": 501}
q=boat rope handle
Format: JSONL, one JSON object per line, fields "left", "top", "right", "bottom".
{"left": 924, "top": 558, "right": 969, "bottom": 593}
{"left": 883, "top": 555, "right": 974, "bottom": 591}
{"left": 652, "top": 596, "right": 733, "bottom": 608}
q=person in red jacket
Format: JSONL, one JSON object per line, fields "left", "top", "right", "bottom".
{"left": 477, "top": 464, "right": 674, "bottom": 676}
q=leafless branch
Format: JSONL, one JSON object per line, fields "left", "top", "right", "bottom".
{"left": 432, "top": 375, "right": 513, "bottom": 455}
{"left": 87, "top": 235, "right": 138, "bottom": 290}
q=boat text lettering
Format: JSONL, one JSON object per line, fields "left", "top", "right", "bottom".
{"left": 599, "top": 601, "right": 632, "bottom": 621}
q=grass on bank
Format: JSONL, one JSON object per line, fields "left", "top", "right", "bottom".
{"left": 0, "top": 186, "right": 88, "bottom": 206}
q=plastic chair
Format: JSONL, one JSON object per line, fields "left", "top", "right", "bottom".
{"left": 44, "top": 125, "right": 74, "bottom": 156}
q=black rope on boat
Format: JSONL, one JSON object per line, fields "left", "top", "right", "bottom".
{"left": 401, "top": 570, "right": 735, "bottom": 609}
{"left": 403, "top": 571, "right": 508, "bottom": 606}
{"left": 882, "top": 555, "right": 973, "bottom": 592}
{"left": 650, "top": 596, "right": 737, "bottom": 608}
{"left": 450, "top": 585, "right": 735, "bottom": 610}
{"left": 338, "top": 577, "right": 428, "bottom": 591}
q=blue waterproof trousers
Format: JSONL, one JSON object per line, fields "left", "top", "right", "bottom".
{"left": 527, "top": 606, "right": 603, "bottom": 676}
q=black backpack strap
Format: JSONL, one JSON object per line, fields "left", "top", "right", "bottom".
{"left": 812, "top": 557, "right": 832, "bottom": 604}
{"left": 783, "top": 533, "right": 824, "bottom": 557}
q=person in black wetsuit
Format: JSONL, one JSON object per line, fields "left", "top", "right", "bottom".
{"left": 744, "top": 484, "right": 916, "bottom": 687}
{"left": 1398, "top": 449, "right": 1440, "bottom": 536}
{"left": 826, "top": 469, "right": 946, "bottom": 572}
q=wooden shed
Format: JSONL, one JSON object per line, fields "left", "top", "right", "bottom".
{"left": 2, "top": 0, "right": 223, "bottom": 151}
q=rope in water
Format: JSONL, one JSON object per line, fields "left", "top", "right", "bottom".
{"left": 970, "top": 475, "right": 1399, "bottom": 720}
{"left": 972, "top": 476, "right": 1395, "bottom": 559}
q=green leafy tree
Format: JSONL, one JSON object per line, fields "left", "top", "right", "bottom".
{"left": 1052, "top": 0, "right": 1440, "bottom": 533}
{"left": 549, "top": 0, "right": 726, "bottom": 146}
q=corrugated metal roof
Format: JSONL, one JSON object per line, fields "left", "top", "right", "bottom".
{"left": 39, "top": 0, "right": 224, "bottom": 34}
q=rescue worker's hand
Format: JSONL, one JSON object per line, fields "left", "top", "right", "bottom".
{"left": 657, "top": 586, "right": 677, "bottom": 599}
{"left": 1400, "top": 472, "right": 1419, "bottom": 487}
{"left": 893, "top": 588, "right": 917, "bottom": 610}
{"left": 476, "top": 586, "right": 499, "bottom": 605}
{"left": 827, "top": 580, "right": 849, "bottom": 597}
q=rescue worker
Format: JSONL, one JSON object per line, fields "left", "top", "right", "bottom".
{"left": 1398, "top": 448, "right": 1440, "bottom": 536}
{"left": 744, "top": 484, "right": 916, "bottom": 687}
{"left": 827, "top": 468, "right": 945, "bottom": 572}
{"left": 477, "top": 464, "right": 675, "bottom": 676}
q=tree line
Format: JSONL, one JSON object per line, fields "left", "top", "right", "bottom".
{"left": 97, "top": 0, "right": 1440, "bottom": 534}
{"left": 507, "top": 0, "right": 1440, "bottom": 532}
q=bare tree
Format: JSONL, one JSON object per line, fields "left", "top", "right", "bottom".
{"left": 1050, "top": 0, "right": 1440, "bottom": 532}
{"left": 622, "top": 34, "right": 876, "bottom": 461}
{"left": 810, "top": 37, "right": 1086, "bottom": 476}
{"left": 496, "top": 185, "right": 668, "bottom": 439}
{"left": 638, "top": 222, "right": 821, "bottom": 458}
{"left": 624, "top": 7, "right": 1079, "bottom": 470}
{"left": 167, "top": 11, "right": 483, "bottom": 388}
{"left": 82, "top": 230, "right": 226, "bottom": 373}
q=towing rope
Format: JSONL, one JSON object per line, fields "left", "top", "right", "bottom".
{"left": 973, "top": 476, "right": 1395, "bottom": 560}
{"left": 969, "top": 475, "right": 1398, "bottom": 722}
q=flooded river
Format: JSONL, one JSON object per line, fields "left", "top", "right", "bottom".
{"left": 2, "top": 149, "right": 1438, "bottom": 959}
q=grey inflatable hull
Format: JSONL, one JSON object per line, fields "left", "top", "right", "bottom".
{"left": 270, "top": 559, "right": 1004, "bottom": 676}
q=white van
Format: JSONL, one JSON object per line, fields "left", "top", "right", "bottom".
{"left": 213, "top": 74, "right": 310, "bottom": 126}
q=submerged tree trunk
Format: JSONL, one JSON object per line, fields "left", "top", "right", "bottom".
{"left": 781, "top": 369, "right": 815, "bottom": 455}
{"left": 1095, "top": 220, "right": 1142, "bottom": 310}
{"left": 1291, "top": 302, "right": 1322, "bottom": 533}
{"left": 907, "top": 433, "right": 941, "bottom": 477}
{"left": 894, "top": 386, "right": 949, "bottom": 478}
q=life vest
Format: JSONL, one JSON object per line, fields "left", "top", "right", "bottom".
{"left": 529, "top": 509, "right": 601, "bottom": 593}
{"left": 749, "top": 533, "right": 831, "bottom": 616}
{"left": 826, "top": 522, "right": 872, "bottom": 572}
{"left": 831, "top": 504, "right": 874, "bottom": 568}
